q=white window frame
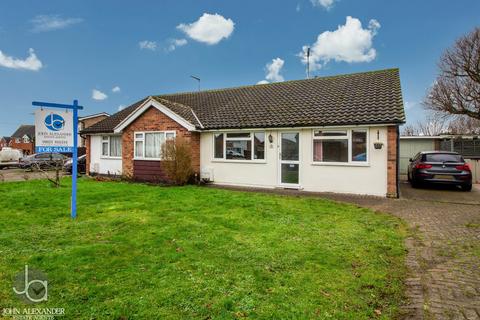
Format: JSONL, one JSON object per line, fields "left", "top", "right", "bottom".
{"left": 212, "top": 131, "right": 266, "bottom": 163}
{"left": 311, "top": 128, "right": 369, "bottom": 166}
{"left": 101, "top": 135, "right": 122, "bottom": 159}
{"left": 133, "top": 131, "right": 176, "bottom": 161}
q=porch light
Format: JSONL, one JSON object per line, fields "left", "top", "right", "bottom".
{"left": 268, "top": 134, "right": 274, "bottom": 143}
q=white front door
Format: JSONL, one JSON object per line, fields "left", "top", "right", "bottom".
{"left": 279, "top": 132, "right": 300, "bottom": 187}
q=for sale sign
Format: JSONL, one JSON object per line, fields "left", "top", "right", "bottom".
{"left": 35, "top": 108, "right": 74, "bottom": 153}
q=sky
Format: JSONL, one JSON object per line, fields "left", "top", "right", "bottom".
{"left": 0, "top": 0, "right": 479, "bottom": 137}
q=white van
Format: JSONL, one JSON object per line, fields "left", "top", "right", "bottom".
{"left": 0, "top": 147, "right": 23, "bottom": 168}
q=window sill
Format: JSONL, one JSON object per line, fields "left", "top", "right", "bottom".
{"left": 310, "top": 162, "right": 370, "bottom": 167}
{"left": 212, "top": 159, "right": 267, "bottom": 164}
{"left": 133, "top": 157, "right": 162, "bottom": 161}
{"left": 100, "top": 156, "right": 122, "bottom": 160}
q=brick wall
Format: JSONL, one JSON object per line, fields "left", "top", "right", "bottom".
{"left": 85, "top": 135, "right": 91, "bottom": 175}
{"left": 387, "top": 125, "right": 399, "bottom": 198}
{"left": 9, "top": 140, "right": 34, "bottom": 155}
{"left": 122, "top": 106, "right": 200, "bottom": 181}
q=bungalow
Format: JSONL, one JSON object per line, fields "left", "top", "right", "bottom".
{"left": 82, "top": 69, "right": 405, "bottom": 197}
{"left": 78, "top": 112, "right": 110, "bottom": 147}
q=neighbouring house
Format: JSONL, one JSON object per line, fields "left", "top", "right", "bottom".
{"left": 10, "top": 125, "right": 35, "bottom": 155}
{"left": 78, "top": 112, "right": 110, "bottom": 147}
{"left": 0, "top": 137, "right": 11, "bottom": 150}
{"left": 400, "top": 135, "right": 480, "bottom": 183}
{"left": 82, "top": 69, "right": 405, "bottom": 197}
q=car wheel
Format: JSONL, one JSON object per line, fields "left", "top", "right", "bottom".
{"left": 461, "top": 184, "right": 472, "bottom": 192}
{"left": 407, "top": 171, "right": 411, "bottom": 182}
{"left": 410, "top": 177, "right": 420, "bottom": 188}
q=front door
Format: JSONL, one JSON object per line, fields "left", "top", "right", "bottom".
{"left": 279, "top": 132, "right": 300, "bottom": 186}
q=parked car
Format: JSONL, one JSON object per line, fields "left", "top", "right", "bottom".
{"left": 19, "top": 153, "right": 67, "bottom": 170}
{"left": 407, "top": 151, "right": 472, "bottom": 191}
{"left": 0, "top": 147, "right": 23, "bottom": 169}
{"left": 63, "top": 155, "right": 86, "bottom": 174}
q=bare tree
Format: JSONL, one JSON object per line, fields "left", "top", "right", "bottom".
{"left": 418, "top": 114, "right": 448, "bottom": 136}
{"left": 447, "top": 116, "right": 480, "bottom": 134}
{"left": 30, "top": 155, "right": 65, "bottom": 187}
{"left": 425, "top": 27, "right": 480, "bottom": 120}
{"left": 402, "top": 112, "right": 448, "bottom": 136}
{"left": 401, "top": 124, "right": 418, "bottom": 136}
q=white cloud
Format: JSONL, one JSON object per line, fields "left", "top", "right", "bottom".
{"left": 258, "top": 58, "right": 285, "bottom": 84}
{"left": 299, "top": 16, "right": 380, "bottom": 71}
{"left": 166, "top": 38, "right": 188, "bottom": 52}
{"left": 139, "top": 40, "right": 157, "bottom": 51}
{"left": 118, "top": 105, "right": 126, "bottom": 111}
{"left": 31, "top": 15, "right": 83, "bottom": 32}
{"left": 265, "top": 58, "right": 285, "bottom": 82}
{"left": 92, "top": 89, "right": 108, "bottom": 101}
{"left": 296, "top": 3, "right": 301, "bottom": 12}
{"left": 0, "top": 48, "right": 43, "bottom": 71}
{"left": 177, "top": 13, "right": 235, "bottom": 45}
{"left": 112, "top": 86, "right": 120, "bottom": 93}
{"left": 310, "top": 0, "right": 337, "bottom": 10}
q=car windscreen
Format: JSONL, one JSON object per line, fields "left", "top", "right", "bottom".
{"left": 425, "top": 153, "right": 463, "bottom": 163}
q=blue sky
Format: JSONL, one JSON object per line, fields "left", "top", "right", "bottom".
{"left": 1, "top": 0, "right": 479, "bottom": 137}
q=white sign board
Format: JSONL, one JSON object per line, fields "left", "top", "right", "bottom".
{"left": 35, "top": 108, "right": 74, "bottom": 153}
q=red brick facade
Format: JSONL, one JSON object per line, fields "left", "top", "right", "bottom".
{"left": 122, "top": 106, "right": 200, "bottom": 181}
{"left": 9, "top": 140, "right": 34, "bottom": 155}
{"left": 85, "top": 135, "right": 91, "bottom": 175}
{"left": 387, "top": 125, "right": 399, "bottom": 198}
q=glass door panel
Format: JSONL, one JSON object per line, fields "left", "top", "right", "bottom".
{"left": 280, "top": 132, "right": 300, "bottom": 185}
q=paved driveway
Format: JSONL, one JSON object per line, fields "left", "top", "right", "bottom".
{"left": 317, "top": 184, "right": 480, "bottom": 320}
{"left": 400, "top": 181, "right": 480, "bottom": 205}
{"left": 213, "top": 184, "right": 480, "bottom": 319}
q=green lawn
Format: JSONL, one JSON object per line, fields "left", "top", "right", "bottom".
{"left": 0, "top": 179, "right": 406, "bottom": 319}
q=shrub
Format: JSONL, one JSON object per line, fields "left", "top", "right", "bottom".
{"left": 161, "top": 136, "right": 193, "bottom": 185}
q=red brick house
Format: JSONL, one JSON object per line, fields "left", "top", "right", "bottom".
{"left": 0, "top": 137, "right": 11, "bottom": 150}
{"left": 10, "top": 125, "right": 35, "bottom": 155}
{"left": 82, "top": 69, "right": 405, "bottom": 197}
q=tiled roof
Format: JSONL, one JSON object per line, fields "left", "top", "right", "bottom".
{"left": 11, "top": 125, "right": 35, "bottom": 139}
{"left": 81, "top": 99, "right": 146, "bottom": 134}
{"left": 79, "top": 112, "right": 110, "bottom": 121}
{"left": 81, "top": 68, "right": 405, "bottom": 133}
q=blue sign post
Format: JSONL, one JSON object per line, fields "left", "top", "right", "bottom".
{"left": 33, "top": 100, "right": 84, "bottom": 219}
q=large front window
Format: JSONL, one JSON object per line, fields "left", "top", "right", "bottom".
{"left": 312, "top": 129, "right": 368, "bottom": 163}
{"left": 214, "top": 132, "right": 265, "bottom": 161}
{"left": 101, "top": 136, "right": 122, "bottom": 157}
{"left": 134, "top": 131, "right": 175, "bottom": 160}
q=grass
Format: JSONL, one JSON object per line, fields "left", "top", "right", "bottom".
{"left": 0, "top": 178, "right": 406, "bottom": 319}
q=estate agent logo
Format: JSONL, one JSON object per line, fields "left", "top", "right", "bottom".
{"left": 13, "top": 265, "right": 48, "bottom": 304}
{"left": 44, "top": 113, "right": 65, "bottom": 131}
